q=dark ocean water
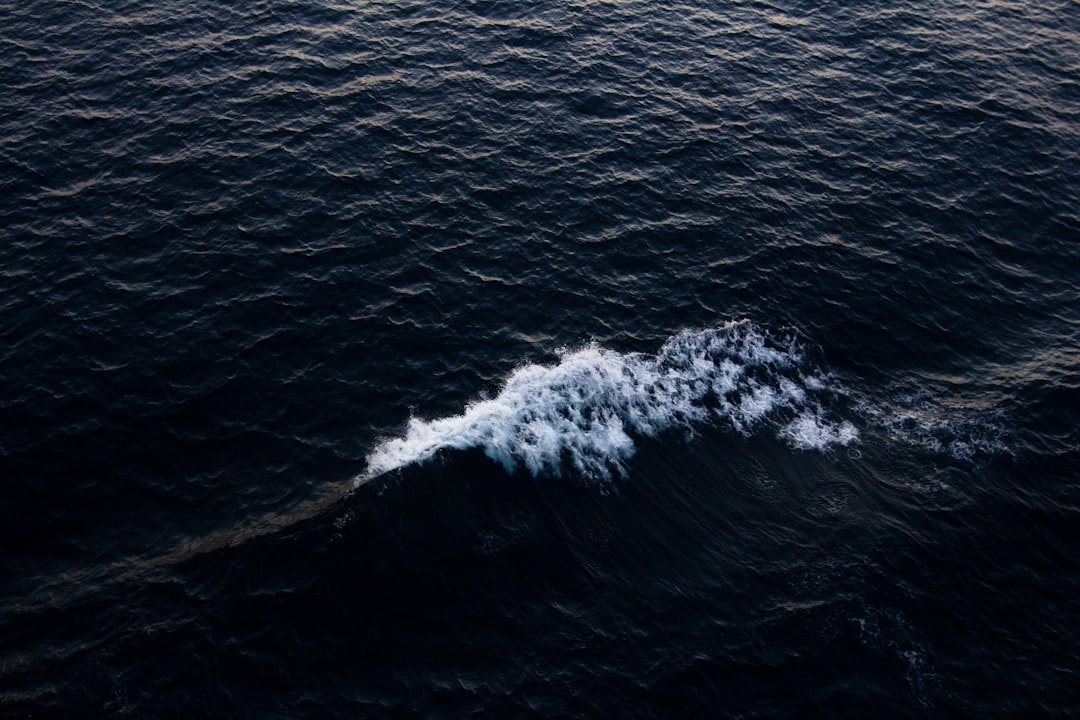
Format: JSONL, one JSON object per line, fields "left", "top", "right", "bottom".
{"left": 2, "top": 0, "right": 1079, "bottom": 716}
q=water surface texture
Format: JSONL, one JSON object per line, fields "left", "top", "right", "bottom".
{"left": 2, "top": 0, "right": 1079, "bottom": 717}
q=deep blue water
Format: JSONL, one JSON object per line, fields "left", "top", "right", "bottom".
{"left": 2, "top": 0, "right": 1079, "bottom": 717}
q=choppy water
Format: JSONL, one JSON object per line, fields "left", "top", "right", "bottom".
{"left": 2, "top": 0, "right": 1079, "bottom": 717}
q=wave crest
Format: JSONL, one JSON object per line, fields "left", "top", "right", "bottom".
{"left": 358, "top": 321, "right": 857, "bottom": 485}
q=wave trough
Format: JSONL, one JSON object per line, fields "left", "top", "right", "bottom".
{"left": 359, "top": 321, "right": 858, "bottom": 484}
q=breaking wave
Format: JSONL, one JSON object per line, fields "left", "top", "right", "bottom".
{"left": 358, "top": 321, "right": 858, "bottom": 485}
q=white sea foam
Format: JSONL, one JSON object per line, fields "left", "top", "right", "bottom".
{"left": 857, "top": 388, "right": 1009, "bottom": 462}
{"left": 358, "top": 320, "right": 858, "bottom": 485}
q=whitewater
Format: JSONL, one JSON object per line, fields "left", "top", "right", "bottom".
{"left": 359, "top": 321, "right": 859, "bottom": 484}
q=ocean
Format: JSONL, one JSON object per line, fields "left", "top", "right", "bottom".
{"left": 2, "top": 0, "right": 1078, "bottom": 716}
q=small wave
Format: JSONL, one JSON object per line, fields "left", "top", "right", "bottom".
{"left": 357, "top": 321, "right": 857, "bottom": 485}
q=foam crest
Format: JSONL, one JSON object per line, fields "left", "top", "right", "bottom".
{"left": 358, "top": 321, "right": 857, "bottom": 485}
